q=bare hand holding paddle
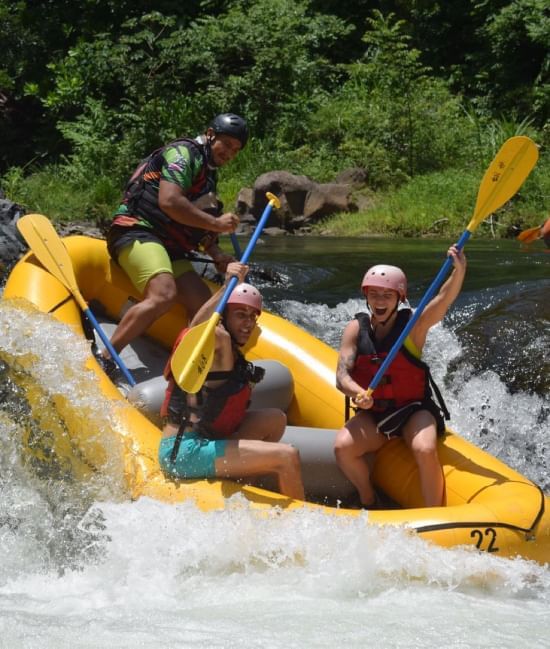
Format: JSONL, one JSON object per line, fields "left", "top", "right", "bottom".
{"left": 215, "top": 212, "right": 240, "bottom": 233}
{"left": 189, "top": 261, "right": 250, "bottom": 327}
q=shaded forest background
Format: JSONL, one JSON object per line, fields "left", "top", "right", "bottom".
{"left": 1, "top": 0, "right": 548, "bottom": 236}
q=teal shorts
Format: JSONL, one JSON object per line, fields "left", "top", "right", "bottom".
{"left": 158, "top": 432, "right": 228, "bottom": 479}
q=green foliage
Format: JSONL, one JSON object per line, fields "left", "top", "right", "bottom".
{"left": 303, "top": 12, "right": 477, "bottom": 187}
{"left": 479, "top": 0, "right": 549, "bottom": 123}
{"left": 317, "top": 168, "right": 482, "bottom": 237}
{"left": 1, "top": 164, "right": 117, "bottom": 222}
{"left": 1, "top": 0, "right": 548, "bottom": 237}
{"left": 40, "top": 1, "right": 350, "bottom": 139}
{"left": 316, "top": 149, "right": 550, "bottom": 238}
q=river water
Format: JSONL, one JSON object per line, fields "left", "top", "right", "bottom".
{"left": 0, "top": 236, "right": 549, "bottom": 648}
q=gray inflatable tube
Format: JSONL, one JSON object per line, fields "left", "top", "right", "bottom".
{"left": 127, "top": 359, "right": 355, "bottom": 503}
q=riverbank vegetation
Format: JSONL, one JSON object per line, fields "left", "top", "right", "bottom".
{"left": 1, "top": 1, "right": 548, "bottom": 237}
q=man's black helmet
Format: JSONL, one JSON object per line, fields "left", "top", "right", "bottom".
{"left": 209, "top": 113, "right": 249, "bottom": 148}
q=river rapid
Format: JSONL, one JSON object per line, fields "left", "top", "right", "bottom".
{"left": 0, "top": 236, "right": 549, "bottom": 648}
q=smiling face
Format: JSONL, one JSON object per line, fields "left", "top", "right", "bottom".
{"left": 225, "top": 304, "right": 259, "bottom": 346}
{"left": 365, "top": 287, "right": 400, "bottom": 324}
{"left": 207, "top": 129, "right": 242, "bottom": 167}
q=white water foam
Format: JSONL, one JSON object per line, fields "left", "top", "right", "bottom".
{"left": 1, "top": 298, "right": 549, "bottom": 648}
{"left": 1, "top": 496, "right": 549, "bottom": 648}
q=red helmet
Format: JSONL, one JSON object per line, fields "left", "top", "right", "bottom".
{"left": 227, "top": 283, "right": 262, "bottom": 314}
{"left": 361, "top": 265, "right": 407, "bottom": 301}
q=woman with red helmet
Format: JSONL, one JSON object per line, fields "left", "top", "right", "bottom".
{"left": 159, "top": 261, "right": 304, "bottom": 500}
{"left": 334, "top": 245, "right": 466, "bottom": 508}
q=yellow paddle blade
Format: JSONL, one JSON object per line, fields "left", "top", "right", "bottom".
{"left": 16, "top": 213, "right": 88, "bottom": 311}
{"left": 517, "top": 225, "right": 541, "bottom": 243}
{"left": 468, "top": 136, "right": 538, "bottom": 233}
{"left": 170, "top": 314, "right": 221, "bottom": 393}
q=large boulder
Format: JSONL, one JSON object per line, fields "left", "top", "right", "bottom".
{"left": 335, "top": 167, "right": 368, "bottom": 188}
{"left": 238, "top": 169, "right": 364, "bottom": 234}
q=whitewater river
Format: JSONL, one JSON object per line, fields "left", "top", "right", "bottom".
{"left": 0, "top": 236, "right": 548, "bottom": 648}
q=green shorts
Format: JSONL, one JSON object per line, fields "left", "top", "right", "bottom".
{"left": 118, "top": 239, "right": 194, "bottom": 294}
{"left": 158, "top": 432, "right": 228, "bottom": 479}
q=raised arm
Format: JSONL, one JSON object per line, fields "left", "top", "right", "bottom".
{"left": 410, "top": 244, "right": 467, "bottom": 350}
{"left": 188, "top": 261, "right": 249, "bottom": 328}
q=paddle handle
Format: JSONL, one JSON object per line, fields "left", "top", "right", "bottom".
{"left": 240, "top": 195, "right": 277, "bottom": 264}
{"left": 365, "top": 230, "right": 471, "bottom": 397}
{"left": 85, "top": 308, "right": 137, "bottom": 387}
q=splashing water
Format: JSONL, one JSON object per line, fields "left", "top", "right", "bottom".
{"left": 1, "top": 281, "right": 549, "bottom": 648}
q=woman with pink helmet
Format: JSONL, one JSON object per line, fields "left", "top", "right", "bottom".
{"left": 334, "top": 245, "right": 466, "bottom": 508}
{"left": 159, "top": 261, "right": 304, "bottom": 500}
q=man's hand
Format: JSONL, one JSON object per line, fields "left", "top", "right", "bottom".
{"left": 215, "top": 212, "right": 240, "bottom": 233}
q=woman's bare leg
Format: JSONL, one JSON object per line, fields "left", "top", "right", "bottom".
{"left": 402, "top": 410, "right": 444, "bottom": 507}
{"left": 334, "top": 411, "right": 387, "bottom": 506}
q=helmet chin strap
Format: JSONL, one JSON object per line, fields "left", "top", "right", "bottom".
{"left": 204, "top": 133, "right": 219, "bottom": 169}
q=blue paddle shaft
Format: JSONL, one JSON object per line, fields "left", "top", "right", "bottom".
{"left": 230, "top": 232, "right": 250, "bottom": 281}
{"left": 230, "top": 233, "right": 243, "bottom": 259}
{"left": 215, "top": 201, "right": 275, "bottom": 315}
{"left": 85, "top": 308, "right": 137, "bottom": 386}
{"left": 367, "top": 229, "right": 471, "bottom": 393}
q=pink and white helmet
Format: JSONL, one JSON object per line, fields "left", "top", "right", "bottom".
{"left": 227, "top": 283, "right": 262, "bottom": 314}
{"left": 361, "top": 265, "right": 407, "bottom": 301}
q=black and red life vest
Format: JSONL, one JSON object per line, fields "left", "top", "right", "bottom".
{"left": 351, "top": 310, "right": 449, "bottom": 417}
{"left": 113, "top": 137, "right": 219, "bottom": 255}
{"left": 161, "top": 328, "right": 265, "bottom": 441}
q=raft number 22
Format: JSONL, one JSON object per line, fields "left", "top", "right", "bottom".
{"left": 470, "top": 528, "right": 499, "bottom": 553}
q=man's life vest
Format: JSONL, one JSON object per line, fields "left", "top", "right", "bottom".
{"left": 112, "top": 137, "right": 219, "bottom": 255}
{"left": 350, "top": 310, "right": 449, "bottom": 417}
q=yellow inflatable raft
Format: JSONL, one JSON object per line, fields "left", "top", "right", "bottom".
{"left": 3, "top": 235, "right": 549, "bottom": 564}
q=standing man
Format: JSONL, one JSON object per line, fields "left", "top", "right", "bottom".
{"left": 102, "top": 113, "right": 248, "bottom": 368}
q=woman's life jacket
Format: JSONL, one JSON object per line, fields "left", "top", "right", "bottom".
{"left": 109, "top": 137, "right": 220, "bottom": 257}
{"left": 161, "top": 328, "right": 265, "bottom": 449}
{"left": 350, "top": 310, "right": 449, "bottom": 418}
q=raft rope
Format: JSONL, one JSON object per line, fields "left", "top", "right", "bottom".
{"left": 413, "top": 483, "right": 546, "bottom": 541}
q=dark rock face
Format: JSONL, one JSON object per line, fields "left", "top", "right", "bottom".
{"left": 0, "top": 193, "right": 104, "bottom": 280}
{"left": 236, "top": 168, "right": 367, "bottom": 235}
{"left": 0, "top": 193, "right": 26, "bottom": 277}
